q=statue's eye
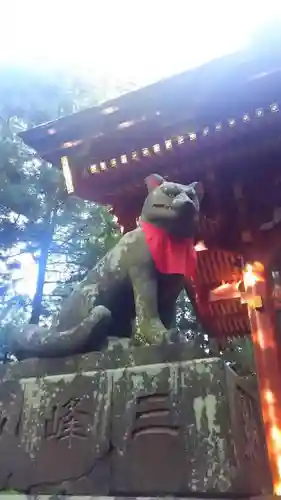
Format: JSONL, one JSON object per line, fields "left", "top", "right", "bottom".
{"left": 187, "top": 189, "right": 199, "bottom": 208}
{"left": 186, "top": 189, "right": 196, "bottom": 201}
{"left": 162, "top": 186, "right": 180, "bottom": 198}
{"left": 166, "top": 191, "right": 178, "bottom": 198}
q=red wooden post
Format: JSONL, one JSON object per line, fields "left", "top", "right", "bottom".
{"left": 243, "top": 262, "right": 281, "bottom": 494}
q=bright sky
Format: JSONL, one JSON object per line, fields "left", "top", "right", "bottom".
{"left": 3, "top": 0, "right": 281, "bottom": 300}
{"left": 3, "top": 0, "right": 281, "bottom": 87}
{"left": 15, "top": 254, "right": 37, "bottom": 297}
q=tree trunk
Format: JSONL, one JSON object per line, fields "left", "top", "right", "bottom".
{"left": 29, "top": 205, "right": 57, "bottom": 325}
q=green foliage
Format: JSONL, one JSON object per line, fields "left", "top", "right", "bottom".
{"left": 0, "top": 65, "right": 104, "bottom": 249}
{"left": 175, "top": 291, "right": 210, "bottom": 354}
{"left": 0, "top": 66, "right": 120, "bottom": 337}
{"left": 43, "top": 200, "right": 121, "bottom": 321}
{"left": 220, "top": 336, "right": 255, "bottom": 376}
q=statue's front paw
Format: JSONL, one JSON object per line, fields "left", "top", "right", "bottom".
{"left": 138, "top": 320, "right": 175, "bottom": 346}
{"left": 168, "top": 329, "right": 188, "bottom": 344}
{"left": 107, "top": 336, "right": 130, "bottom": 350}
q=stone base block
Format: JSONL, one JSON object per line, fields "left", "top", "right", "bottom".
{"left": 0, "top": 497, "right": 276, "bottom": 500}
{"left": 0, "top": 344, "right": 272, "bottom": 496}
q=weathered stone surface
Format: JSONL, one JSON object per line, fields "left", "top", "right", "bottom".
{"left": 227, "top": 373, "right": 272, "bottom": 495}
{"left": 111, "top": 358, "right": 236, "bottom": 495}
{"left": 0, "top": 342, "right": 205, "bottom": 380}
{"left": 14, "top": 372, "right": 111, "bottom": 494}
{"left": 0, "top": 380, "right": 24, "bottom": 488}
{"left": 0, "top": 346, "right": 272, "bottom": 496}
{"left": 0, "top": 496, "right": 265, "bottom": 499}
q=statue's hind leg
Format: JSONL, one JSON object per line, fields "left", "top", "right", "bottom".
{"left": 9, "top": 305, "right": 112, "bottom": 360}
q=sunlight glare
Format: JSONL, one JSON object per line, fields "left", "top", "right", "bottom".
{"left": 2, "top": 0, "right": 281, "bottom": 86}
{"left": 15, "top": 254, "right": 37, "bottom": 299}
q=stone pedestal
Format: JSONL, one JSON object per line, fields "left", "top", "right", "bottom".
{"left": 0, "top": 344, "right": 272, "bottom": 496}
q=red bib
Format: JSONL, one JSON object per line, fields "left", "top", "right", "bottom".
{"left": 140, "top": 220, "right": 197, "bottom": 279}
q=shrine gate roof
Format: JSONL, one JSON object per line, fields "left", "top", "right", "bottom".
{"left": 20, "top": 41, "right": 281, "bottom": 206}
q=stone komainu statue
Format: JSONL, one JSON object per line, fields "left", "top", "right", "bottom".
{"left": 10, "top": 174, "right": 204, "bottom": 359}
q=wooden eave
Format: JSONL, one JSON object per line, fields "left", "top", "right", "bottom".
{"left": 19, "top": 43, "right": 281, "bottom": 206}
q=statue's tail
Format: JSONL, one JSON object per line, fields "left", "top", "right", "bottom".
{"left": 8, "top": 306, "right": 112, "bottom": 360}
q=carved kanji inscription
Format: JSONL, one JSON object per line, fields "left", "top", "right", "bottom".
{"left": 132, "top": 393, "right": 179, "bottom": 439}
{"left": 44, "top": 398, "right": 90, "bottom": 447}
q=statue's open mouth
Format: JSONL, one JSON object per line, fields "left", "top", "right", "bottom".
{"left": 153, "top": 203, "right": 172, "bottom": 210}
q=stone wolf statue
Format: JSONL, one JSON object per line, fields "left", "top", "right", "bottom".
{"left": 9, "top": 174, "right": 204, "bottom": 359}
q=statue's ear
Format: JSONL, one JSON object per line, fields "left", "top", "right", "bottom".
{"left": 189, "top": 181, "right": 204, "bottom": 202}
{"left": 145, "top": 173, "right": 165, "bottom": 192}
